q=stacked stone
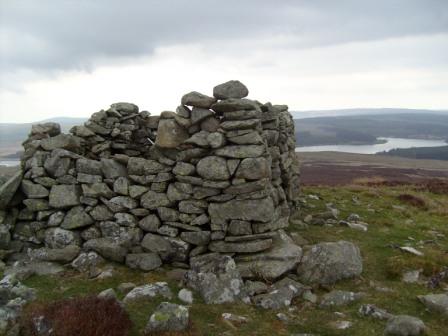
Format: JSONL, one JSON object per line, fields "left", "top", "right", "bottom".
{"left": 0, "top": 80, "right": 300, "bottom": 273}
{"left": 69, "top": 102, "right": 158, "bottom": 160}
{"left": 262, "top": 103, "right": 300, "bottom": 209}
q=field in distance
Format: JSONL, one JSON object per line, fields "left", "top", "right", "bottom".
{"left": 298, "top": 151, "right": 448, "bottom": 186}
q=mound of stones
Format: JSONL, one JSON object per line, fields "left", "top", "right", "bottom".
{"left": 0, "top": 80, "right": 301, "bottom": 278}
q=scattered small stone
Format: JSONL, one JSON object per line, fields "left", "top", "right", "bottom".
{"left": 144, "top": 302, "right": 189, "bottom": 333}
{"left": 319, "top": 290, "right": 364, "bottom": 308}
{"left": 221, "top": 313, "right": 248, "bottom": 324}
{"left": 276, "top": 313, "right": 290, "bottom": 323}
{"left": 98, "top": 288, "right": 117, "bottom": 300}
{"left": 402, "top": 270, "right": 422, "bottom": 284}
{"left": 178, "top": 288, "right": 194, "bottom": 304}
{"left": 399, "top": 246, "right": 424, "bottom": 256}
{"left": 302, "top": 290, "right": 318, "bottom": 303}
{"left": 418, "top": 293, "right": 448, "bottom": 315}
{"left": 359, "top": 304, "right": 393, "bottom": 320}
{"left": 123, "top": 282, "right": 172, "bottom": 304}
{"left": 329, "top": 320, "right": 352, "bottom": 330}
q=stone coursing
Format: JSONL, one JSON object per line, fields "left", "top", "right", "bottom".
{"left": 0, "top": 80, "right": 300, "bottom": 273}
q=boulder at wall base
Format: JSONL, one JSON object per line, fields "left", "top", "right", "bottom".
{"left": 125, "top": 253, "right": 162, "bottom": 271}
{"left": 183, "top": 253, "right": 249, "bottom": 304}
{"left": 297, "top": 241, "right": 363, "bottom": 285}
{"left": 208, "top": 239, "right": 273, "bottom": 253}
{"left": 236, "top": 230, "right": 303, "bottom": 281}
{"left": 28, "top": 245, "right": 81, "bottom": 263}
{"left": 83, "top": 238, "right": 128, "bottom": 263}
{"left": 0, "top": 170, "right": 22, "bottom": 209}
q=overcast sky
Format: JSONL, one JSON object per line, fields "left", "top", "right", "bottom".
{"left": 0, "top": 0, "right": 447, "bottom": 123}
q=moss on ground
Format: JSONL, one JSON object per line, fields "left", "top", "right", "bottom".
{"left": 21, "top": 185, "right": 448, "bottom": 335}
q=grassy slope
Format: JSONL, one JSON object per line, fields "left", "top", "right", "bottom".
{"left": 20, "top": 185, "right": 448, "bottom": 336}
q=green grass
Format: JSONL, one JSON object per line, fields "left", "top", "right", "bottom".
{"left": 21, "top": 185, "right": 448, "bottom": 335}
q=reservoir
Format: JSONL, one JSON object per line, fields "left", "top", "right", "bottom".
{"left": 296, "top": 137, "right": 447, "bottom": 154}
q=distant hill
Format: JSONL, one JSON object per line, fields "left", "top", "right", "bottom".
{"left": 291, "top": 108, "right": 448, "bottom": 119}
{"left": 295, "top": 113, "right": 448, "bottom": 147}
{"left": 378, "top": 146, "right": 448, "bottom": 161}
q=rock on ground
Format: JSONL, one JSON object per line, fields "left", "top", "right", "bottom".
{"left": 418, "top": 293, "right": 448, "bottom": 316}
{"left": 123, "top": 282, "right": 172, "bottom": 304}
{"left": 384, "top": 315, "right": 426, "bottom": 336}
{"left": 144, "top": 302, "right": 189, "bottom": 333}
{"left": 297, "top": 241, "right": 363, "bottom": 285}
{"left": 183, "top": 253, "right": 249, "bottom": 304}
{"left": 319, "top": 290, "right": 364, "bottom": 308}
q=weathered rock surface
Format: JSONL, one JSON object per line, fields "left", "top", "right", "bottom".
{"left": 213, "top": 80, "right": 249, "bottom": 99}
{"left": 123, "top": 282, "right": 172, "bottom": 304}
{"left": 297, "top": 241, "right": 363, "bottom": 285}
{"left": 183, "top": 254, "right": 249, "bottom": 304}
{"left": 84, "top": 238, "right": 127, "bottom": 263}
{"left": 0, "top": 171, "right": 23, "bottom": 209}
{"left": 125, "top": 253, "right": 162, "bottom": 271}
{"left": 181, "top": 91, "right": 216, "bottom": 109}
{"left": 49, "top": 185, "right": 81, "bottom": 208}
{"left": 384, "top": 315, "right": 426, "bottom": 336}
{"left": 418, "top": 293, "right": 448, "bottom": 316}
{"left": 236, "top": 230, "right": 302, "bottom": 280}
{"left": 156, "top": 118, "right": 189, "bottom": 148}
{"left": 209, "top": 197, "right": 275, "bottom": 226}
{"left": 145, "top": 302, "right": 189, "bottom": 333}
{"left": 196, "top": 156, "right": 229, "bottom": 180}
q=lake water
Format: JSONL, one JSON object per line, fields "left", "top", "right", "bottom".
{"left": 296, "top": 137, "right": 447, "bottom": 154}
{"left": 0, "top": 160, "right": 20, "bottom": 167}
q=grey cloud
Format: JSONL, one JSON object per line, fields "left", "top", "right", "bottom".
{"left": 0, "top": 0, "right": 447, "bottom": 76}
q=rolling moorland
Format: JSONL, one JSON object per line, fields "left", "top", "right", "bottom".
{"left": 378, "top": 146, "right": 448, "bottom": 161}
{"left": 294, "top": 112, "right": 448, "bottom": 147}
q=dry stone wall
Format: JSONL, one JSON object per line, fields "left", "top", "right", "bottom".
{"left": 0, "top": 80, "right": 300, "bottom": 272}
